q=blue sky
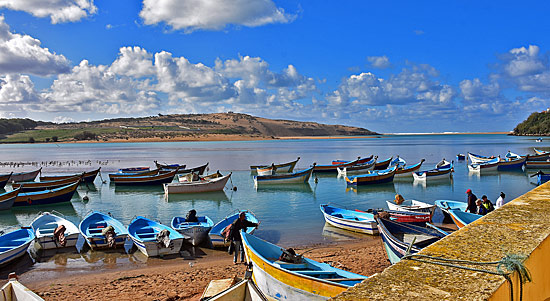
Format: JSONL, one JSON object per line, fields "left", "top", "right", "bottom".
{"left": 0, "top": 1, "right": 549, "bottom": 133}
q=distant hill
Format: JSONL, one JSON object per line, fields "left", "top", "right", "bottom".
{"left": 0, "top": 113, "right": 379, "bottom": 143}
{"left": 513, "top": 111, "right": 550, "bottom": 136}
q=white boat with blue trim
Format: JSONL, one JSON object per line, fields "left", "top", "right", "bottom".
{"left": 319, "top": 204, "right": 378, "bottom": 235}
{"left": 128, "top": 216, "right": 184, "bottom": 257}
{"left": 171, "top": 215, "right": 214, "bottom": 246}
{"left": 209, "top": 211, "right": 258, "bottom": 247}
{"left": 79, "top": 211, "right": 129, "bottom": 250}
{"left": 0, "top": 228, "right": 34, "bottom": 266}
{"left": 30, "top": 212, "right": 80, "bottom": 250}
{"left": 254, "top": 166, "right": 313, "bottom": 185}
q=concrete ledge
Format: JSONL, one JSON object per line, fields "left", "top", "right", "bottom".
{"left": 333, "top": 182, "right": 550, "bottom": 300}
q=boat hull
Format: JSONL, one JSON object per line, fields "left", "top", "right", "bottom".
{"left": 79, "top": 212, "right": 129, "bottom": 250}
{"left": 39, "top": 168, "right": 100, "bottom": 184}
{"left": 498, "top": 157, "right": 526, "bottom": 170}
{"left": 322, "top": 213, "right": 378, "bottom": 235}
{"left": 345, "top": 167, "right": 396, "bottom": 186}
{"left": 386, "top": 200, "right": 436, "bottom": 217}
{"left": 9, "top": 168, "right": 41, "bottom": 183}
{"left": 0, "top": 228, "right": 34, "bottom": 266}
{"left": 250, "top": 158, "right": 300, "bottom": 174}
{"left": 413, "top": 166, "right": 453, "bottom": 181}
{"left": 14, "top": 182, "right": 79, "bottom": 207}
{"left": 254, "top": 168, "right": 312, "bottom": 185}
{"left": 31, "top": 212, "right": 80, "bottom": 250}
{"left": 525, "top": 161, "right": 550, "bottom": 169}
{"left": 164, "top": 173, "right": 230, "bottom": 194}
{"left": 131, "top": 237, "right": 184, "bottom": 257}
{"left": 111, "top": 169, "right": 177, "bottom": 185}
{"left": 394, "top": 159, "right": 425, "bottom": 178}
{"left": 0, "top": 189, "right": 19, "bottom": 211}
{"left": 128, "top": 217, "right": 184, "bottom": 257}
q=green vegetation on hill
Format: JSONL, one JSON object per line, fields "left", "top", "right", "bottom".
{"left": 0, "top": 118, "right": 38, "bottom": 136}
{"left": 513, "top": 111, "right": 550, "bottom": 135}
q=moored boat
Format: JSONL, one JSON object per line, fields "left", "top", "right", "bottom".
{"left": 254, "top": 167, "right": 313, "bottom": 185}
{"left": 355, "top": 208, "right": 431, "bottom": 226}
{"left": 79, "top": 211, "right": 128, "bottom": 250}
{"left": 434, "top": 200, "right": 468, "bottom": 219}
{"left": 386, "top": 199, "right": 436, "bottom": 217}
{"left": 497, "top": 156, "right": 526, "bottom": 170}
{"left": 111, "top": 169, "right": 178, "bottom": 185}
{"left": 394, "top": 159, "right": 425, "bottom": 178}
{"left": 30, "top": 212, "right": 80, "bottom": 249}
{"left": 178, "top": 171, "right": 223, "bottom": 183}
{"left": 209, "top": 211, "right": 258, "bottom": 248}
{"left": 456, "top": 153, "right": 466, "bottom": 161}
{"left": 9, "top": 168, "right": 42, "bottom": 183}
{"left": 108, "top": 168, "right": 162, "bottom": 180}
{"left": 467, "top": 152, "right": 495, "bottom": 164}
{"left": 320, "top": 204, "right": 378, "bottom": 235}
{"left": 13, "top": 181, "right": 79, "bottom": 207}
{"left": 375, "top": 217, "right": 446, "bottom": 264}
{"left": 336, "top": 158, "right": 376, "bottom": 176}
{"left": 0, "top": 172, "right": 12, "bottom": 189}
{"left": 345, "top": 166, "right": 396, "bottom": 186}
{"left": 331, "top": 155, "right": 373, "bottom": 165}
{"left": 157, "top": 162, "right": 208, "bottom": 175}
{"left": 0, "top": 273, "right": 44, "bottom": 300}
{"left": 530, "top": 148, "right": 550, "bottom": 161}
{"left": 39, "top": 167, "right": 101, "bottom": 184}
{"left": 164, "top": 173, "right": 231, "bottom": 194}
{"left": 119, "top": 167, "right": 149, "bottom": 173}
{"left": 127, "top": 216, "right": 184, "bottom": 257}
{"left": 256, "top": 165, "right": 276, "bottom": 176}
{"left": 413, "top": 159, "right": 453, "bottom": 181}
{"left": 153, "top": 161, "right": 186, "bottom": 172}
{"left": 170, "top": 215, "right": 214, "bottom": 246}
{"left": 250, "top": 157, "right": 300, "bottom": 174}
{"left": 241, "top": 232, "right": 368, "bottom": 300}
{"left": 525, "top": 161, "right": 550, "bottom": 169}
{"left": 12, "top": 175, "right": 82, "bottom": 192}
{"left": 448, "top": 209, "right": 482, "bottom": 228}
{"left": 313, "top": 157, "right": 364, "bottom": 174}
{"left": 373, "top": 157, "right": 392, "bottom": 170}
{"left": 0, "top": 228, "right": 35, "bottom": 266}
{"left": 468, "top": 157, "right": 499, "bottom": 172}
{"left": 0, "top": 188, "right": 19, "bottom": 211}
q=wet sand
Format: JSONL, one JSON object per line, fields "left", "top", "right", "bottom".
{"left": 9, "top": 238, "right": 389, "bottom": 301}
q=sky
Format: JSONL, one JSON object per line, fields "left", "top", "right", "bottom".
{"left": 0, "top": 1, "right": 549, "bottom": 133}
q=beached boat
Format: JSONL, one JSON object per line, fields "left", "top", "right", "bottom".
{"left": 313, "top": 157, "right": 364, "bottom": 174}
{"left": 79, "top": 211, "right": 129, "bottom": 250}
{"left": 127, "top": 216, "right": 184, "bottom": 257}
{"left": 0, "top": 189, "right": 19, "bottom": 211}
{"left": 13, "top": 181, "right": 79, "bottom": 207}
{"left": 448, "top": 209, "right": 482, "bottom": 228}
{"left": 336, "top": 158, "right": 376, "bottom": 176}
{"left": 157, "top": 162, "right": 208, "bottom": 175}
{"left": 468, "top": 157, "right": 499, "bottom": 172}
{"left": 256, "top": 165, "right": 275, "bottom": 176}
{"left": 345, "top": 166, "right": 396, "bottom": 186}
{"left": 434, "top": 200, "right": 468, "bottom": 219}
{"left": 119, "top": 167, "right": 150, "bottom": 173}
{"left": 241, "top": 232, "right": 368, "bottom": 300}
{"left": 164, "top": 173, "right": 231, "bottom": 194}
{"left": 355, "top": 209, "right": 431, "bottom": 226}
{"left": 254, "top": 167, "right": 313, "bottom": 185}
{"left": 320, "top": 204, "right": 378, "bottom": 235}
{"left": 497, "top": 156, "right": 526, "bottom": 170}
{"left": 209, "top": 211, "right": 258, "bottom": 248}
{"left": 30, "top": 212, "right": 80, "bottom": 249}
{"left": 250, "top": 157, "right": 300, "bottom": 174}
{"left": 202, "top": 276, "right": 268, "bottom": 301}
{"left": 0, "top": 173, "right": 12, "bottom": 189}
{"left": 386, "top": 199, "right": 436, "bottom": 217}
{"left": 111, "top": 169, "right": 177, "bottom": 185}
{"left": 373, "top": 157, "right": 392, "bottom": 170}
{"left": 108, "top": 168, "right": 162, "bottom": 180}
{"left": 413, "top": 160, "right": 453, "bottom": 181}
{"left": 0, "top": 273, "right": 44, "bottom": 300}
{"left": 376, "top": 217, "right": 446, "bottom": 264}
{"left": 39, "top": 167, "right": 101, "bottom": 184}
{"left": 170, "top": 215, "right": 214, "bottom": 246}
{"left": 12, "top": 175, "right": 82, "bottom": 192}
{"left": 331, "top": 155, "right": 373, "bottom": 165}
{"left": 8, "top": 168, "right": 41, "bottom": 183}
{"left": 0, "top": 228, "right": 35, "bottom": 266}
{"left": 525, "top": 161, "right": 550, "bottom": 169}
{"left": 456, "top": 154, "right": 466, "bottom": 161}
{"left": 394, "top": 159, "right": 425, "bottom": 178}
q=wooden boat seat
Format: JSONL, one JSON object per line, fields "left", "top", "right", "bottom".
{"left": 273, "top": 261, "right": 308, "bottom": 270}
{"left": 332, "top": 214, "right": 360, "bottom": 221}
{"left": 295, "top": 271, "right": 338, "bottom": 276}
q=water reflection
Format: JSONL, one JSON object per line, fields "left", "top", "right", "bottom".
{"left": 412, "top": 177, "right": 454, "bottom": 189}
{"left": 164, "top": 191, "right": 231, "bottom": 203}
{"left": 321, "top": 223, "right": 372, "bottom": 241}
{"left": 345, "top": 182, "right": 396, "bottom": 194}
{"left": 255, "top": 183, "right": 313, "bottom": 194}
{"left": 113, "top": 184, "right": 165, "bottom": 195}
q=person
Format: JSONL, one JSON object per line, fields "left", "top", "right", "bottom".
{"left": 185, "top": 209, "right": 198, "bottom": 222}
{"left": 229, "top": 212, "right": 259, "bottom": 264}
{"left": 466, "top": 189, "right": 478, "bottom": 213}
{"left": 476, "top": 199, "right": 487, "bottom": 215}
{"left": 495, "top": 192, "right": 505, "bottom": 209}
{"left": 394, "top": 194, "right": 405, "bottom": 205}
{"left": 481, "top": 195, "right": 494, "bottom": 213}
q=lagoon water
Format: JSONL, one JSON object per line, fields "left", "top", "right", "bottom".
{"left": 0, "top": 134, "right": 546, "bottom": 275}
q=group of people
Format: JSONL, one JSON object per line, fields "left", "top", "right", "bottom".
{"left": 466, "top": 189, "right": 506, "bottom": 215}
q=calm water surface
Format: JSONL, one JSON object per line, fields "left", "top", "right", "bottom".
{"left": 0, "top": 134, "right": 546, "bottom": 276}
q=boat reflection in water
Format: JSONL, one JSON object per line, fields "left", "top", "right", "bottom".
{"left": 321, "top": 224, "right": 378, "bottom": 242}
{"left": 345, "top": 182, "right": 396, "bottom": 194}
{"left": 255, "top": 183, "right": 313, "bottom": 194}
{"left": 113, "top": 184, "right": 164, "bottom": 195}
{"left": 164, "top": 190, "right": 230, "bottom": 203}
{"left": 412, "top": 177, "right": 454, "bottom": 189}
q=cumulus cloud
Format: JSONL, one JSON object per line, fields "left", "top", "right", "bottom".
{"left": 459, "top": 78, "right": 500, "bottom": 102}
{"left": 0, "top": 0, "right": 97, "bottom": 23}
{"left": 139, "top": 0, "right": 295, "bottom": 32}
{"left": 109, "top": 46, "right": 155, "bottom": 78}
{"left": 495, "top": 45, "right": 550, "bottom": 93}
{"left": 367, "top": 55, "right": 391, "bottom": 69}
{"left": 0, "top": 16, "right": 70, "bottom": 76}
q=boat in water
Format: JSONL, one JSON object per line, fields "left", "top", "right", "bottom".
{"left": 13, "top": 181, "right": 79, "bottom": 207}
{"left": 250, "top": 157, "right": 300, "bottom": 174}
{"left": 320, "top": 204, "right": 378, "bottom": 235}
{"left": 0, "top": 228, "right": 35, "bottom": 266}
{"left": 373, "top": 157, "right": 393, "bottom": 170}
{"left": 254, "top": 167, "right": 313, "bottom": 185}
{"left": 12, "top": 175, "right": 82, "bottom": 192}
{"left": 412, "top": 159, "right": 453, "bottom": 181}
{"left": 79, "top": 211, "right": 129, "bottom": 250}
{"left": 448, "top": 209, "right": 482, "bottom": 228}
{"left": 127, "top": 216, "right": 184, "bottom": 257}
{"left": 8, "top": 168, "right": 42, "bottom": 183}
{"left": 0, "top": 188, "right": 19, "bottom": 211}
{"left": 39, "top": 167, "right": 101, "bottom": 184}
{"left": 164, "top": 173, "right": 231, "bottom": 194}
{"left": 386, "top": 199, "right": 436, "bottom": 217}
{"left": 468, "top": 157, "right": 499, "bottom": 173}
{"left": 336, "top": 158, "right": 376, "bottom": 176}
{"left": 345, "top": 166, "right": 396, "bottom": 186}
{"left": 111, "top": 169, "right": 178, "bottom": 186}
{"left": 394, "top": 159, "right": 425, "bottom": 178}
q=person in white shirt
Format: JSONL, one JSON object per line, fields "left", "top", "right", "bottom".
{"left": 495, "top": 192, "right": 505, "bottom": 209}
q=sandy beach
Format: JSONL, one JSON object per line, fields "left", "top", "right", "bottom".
{"left": 12, "top": 238, "right": 389, "bottom": 301}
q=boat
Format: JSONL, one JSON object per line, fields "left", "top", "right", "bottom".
{"left": 30, "top": 212, "right": 80, "bottom": 249}
{"left": 127, "top": 216, "right": 184, "bottom": 257}
{"left": 12, "top": 175, "right": 82, "bottom": 192}
{"left": 331, "top": 155, "right": 373, "bottom": 165}
{"left": 108, "top": 168, "right": 165, "bottom": 180}
{"left": 164, "top": 173, "right": 231, "bottom": 194}
{"left": 0, "top": 273, "right": 44, "bottom": 300}
{"left": 412, "top": 160, "right": 453, "bottom": 181}
{"left": 156, "top": 162, "right": 208, "bottom": 175}
{"left": 505, "top": 151, "right": 522, "bottom": 159}
{"left": 254, "top": 167, "right": 313, "bottom": 185}
{"left": 525, "top": 161, "right": 550, "bottom": 169}
{"left": 209, "top": 211, "right": 258, "bottom": 247}
{"left": 313, "top": 157, "right": 365, "bottom": 174}
{"left": 390, "top": 156, "right": 407, "bottom": 169}
{"left": 256, "top": 165, "right": 275, "bottom": 176}
{"left": 386, "top": 199, "right": 437, "bottom": 217}
{"left": 320, "top": 204, "right": 378, "bottom": 235}
{"left": 336, "top": 158, "right": 377, "bottom": 176}
{"left": 8, "top": 168, "right": 42, "bottom": 183}
{"left": 536, "top": 138, "right": 543, "bottom": 143}
{"left": 202, "top": 275, "right": 268, "bottom": 301}
{"left": 241, "top": 232, "right": 368, "bottom": 300}
{"left": 394, "top": 159, "right": 425, "bottom": 178}
{"left": 456, "top": 154, "right": 466, "bottom": 161}
{"left": 528, "top": 148, "right": 550, "bottom": 161}
{"left": 110, "top": 169, "right": 177, "bottom": 185}
{"left": 170, "top": 215, "right": 214, "bottom": 246}
{"left": 531, "top": 171, "right": 550, "bottom": 185}
{"left": 448, "top": 209, "right": 482, "bottom": 228}
{"left": 375, "top": 217, "right": 446, "bottom": 264}
{"left": 0, "top": 189, "right": 19, "bottom": 211}
{"left": 355, "top": 209, "right": 431, "bottom": 226}
{"left": 0, "top": 228, "right": 35, "bottom": 266}
{"left": 79, "top": 211, "right": 129, "bottom": 250}
{"left": 0, "top": 172, "right": 12, "bottom": 189}
{"left": 13, "top": 181, "right": 79, "bottom": 207}
{"left": 119, "top": 167, "right": 149, "bottom": 173}
{"left": 178, "top": 171, "right": 224, "bottom": 183}
{"left": 434, "top": 200, "right": 468, "bottom": 219}
{"left": 153, "top": 161, "right": 186, "bottom": 172}
{"left": 467, "top": 152, "right": 496, "bottom": 164}
{"left": 373, "top": 157, "right": 392, "bottom": 170}
{"left": 345, "top": 166, "right": 396, "bottom": 186}
{"left": 39, "top": 167, "right": 101, "bottom": 184}
{"left": 468, "top": 157, "right": 499, "bottom": 172}
{"left": 497, "top": 156, "right": 526, "bottom": 170}
{"left": 250, "top": 157, "right": 300, "bottom": 174}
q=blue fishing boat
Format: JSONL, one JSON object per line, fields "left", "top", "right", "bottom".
{"left": 413, "top": 159, "right": 453, "bottom": 181}
{"left": 108, "top": 168, "right": 162, "bottom": 180}
{"left": 394, "top": 159, "right": 425, "bottom": 178}
{"left": 345, "top": 166, "right": 396, "bottom": 186}
{"left": 79, "top": 211, "right": 129, "bottom": 250}
{"left": 456, "top": 154, "right": 466, "bottom": 161}
{"left": 448, "top": 209, "right": 482, "bottom": 228}
{"left": 171, "top": 215, "right": 214, "bottom": 246}
{"left": 376, "top": 217, "right": 446, "bottom": 264}
{"left": 13, "top": 181, "right": 79, "bottom": 207}
{"left": 0, "top": 228, "right": 35, "bottom": 266}
{"left": 241, "top": 232, "right": 368, "bottom": 300}
{"left": 209, "top": 211, "right": 258, "bottom": 247}
{"left": 468, "top": 157, "right": 499, "bottom": 173}
{"left": 434, "top": 200, "right": 468, "bottom": 219}
{"left": 374, "top": 157, "right": 393, "bottom": 170}
{"left": 497, "top": 156, "right": 526, "bottom": 170}
{"left": 12, "top": 175, "right": 82, "bottom": 192}
{"left": 0, "top": 188, "right": 19, "bottom": 211}
{"left": 320, "top": 204, "right": 378, "bottom": 235}
{"left": 254, "top": 166, "right": 314, "bottom": 185}
{"left": 128, "top": 216, "right": 184, "bottom": 257}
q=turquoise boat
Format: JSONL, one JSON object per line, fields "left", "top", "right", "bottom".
{"left": 79, "top": 211, "right": 129, "bottom": 250}
{"left": 209, "top": 211, "right": 258, "bottom": 247}
{"left": 320, "top": 204, "right": 378, "bottom": 235}
{"left": 448, "top": 209, "right": 482, "bottom": 228}
{"left": 0, "top": 228, "right": 35, "bottom": 266}
{"left": 171, "top": 215, "right": 214, "bottom": 246}
{"left": 435, "top": 200, "right": 468, "bottom": 219}
{"left": 128, "top": 216, "right": 184, "bottom": 257}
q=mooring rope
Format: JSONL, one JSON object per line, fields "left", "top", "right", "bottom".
{"left": 401, "top": 253, "right": 532, "bottom": 301}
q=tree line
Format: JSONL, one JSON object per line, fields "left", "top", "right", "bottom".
{"left": 513, "top": 111, "right": 550, "bottom": 135}
{"left": 0, "top": 118, "right": 38, "bottom": 135}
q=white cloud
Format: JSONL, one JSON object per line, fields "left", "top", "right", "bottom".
{"left": 367, "top": 55, "right": 391, "bottom": 69}
{"left": 459, "top": 78, "right": 500, "bottom": 102}
{"left": 53, "top": 116, "right": 75, "bottom": 123}
{"left": 0, "top": 16, "right": 70, "bottom": 76}
{"left": 109, "top": 46, "right": 155, "bottom": 78}
{"left": 139, "top": 0, "right": 294, "bottom": 32}
{"left": 503, "top": 45, "right": 545, "bottom": 77}
{"left": 0, "top": 0, "right": 97, "bottom": 23}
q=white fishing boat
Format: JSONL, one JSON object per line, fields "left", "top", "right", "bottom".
{"left": 0, "top": 229, "right": 34, "bottom": 267}
{"left": 336, "top": 158, "right": 376, "bottom": 176}
{"left": 79, "top": 211, "right": 129, "bottom": 250}
{"left": 127, "top": 216, "right": 184, "bottom": 257}
{"left": 468, "top": 157, "right": 499, "bottom": 173}
{"left": 412, "top": 159, "right": 453, "bottom": 181}
{"left": 209, "top": 211, "right": 258, "bottom": 247}
{"left": 386, "top": 200, "right": 437, "bottom": 217}
{"left": 320, "top": 204, "right": 378, "bottom": 235}
{"left": 0, "top": 273, "right": 44, "bottom": 300}
{"left": 164, "top": 173, "right": 231, "bottom": 194}
{"left": 254, "top": 167, "right": 313, "bottom": 185}
{"left": 30, "top": 212, "right": 80, "bottom": 250}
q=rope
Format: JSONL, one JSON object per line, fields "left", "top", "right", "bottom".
{"left": 401, "top": 253, "right": 531, "bottom": 301}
